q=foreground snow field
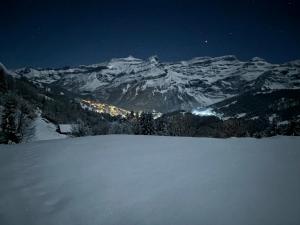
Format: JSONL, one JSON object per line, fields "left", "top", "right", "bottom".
{"left": 0, "top": 135, "right": 300, "bottom": 225}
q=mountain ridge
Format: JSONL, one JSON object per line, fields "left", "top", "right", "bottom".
{"left": 10, "top": 55, "right": 300, "bottom": 112}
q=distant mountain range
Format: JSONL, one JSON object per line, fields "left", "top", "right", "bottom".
{"left": 2, "top": 55, "right": 300, "bottom": 122}
{"left": 11, "top": 55, "right": 300, "bottom": 114}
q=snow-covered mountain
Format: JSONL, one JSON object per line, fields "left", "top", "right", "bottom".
{"left": 14, "top": 55, "right": 300, "bottom": 112}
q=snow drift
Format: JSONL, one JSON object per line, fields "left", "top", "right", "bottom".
{"left": 0, "top": 135, "right": 300, "bottom": 225}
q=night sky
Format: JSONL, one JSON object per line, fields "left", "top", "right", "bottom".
{"left": 1, "top": 0, "right": 300, "bottom": 68}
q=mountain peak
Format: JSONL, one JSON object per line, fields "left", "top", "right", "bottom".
{"left": 148, "top": 55, "right": 159, "bottom": 64}
{"left": 110, "top": 56, "right": 142, "bottom": 63}
{"left": 124, "top": 55, "right": 141, "bottom": 61}
{"left": 214, "top": 55, "right": 238, "bottom": 61}
{"left": 251, "top": 57, "right": 266, "bottom": 62}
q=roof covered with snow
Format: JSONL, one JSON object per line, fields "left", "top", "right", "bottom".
{"left": 58, "top": 124, "right": 73, "bottom": 133}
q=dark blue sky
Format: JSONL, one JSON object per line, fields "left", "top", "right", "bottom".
{"left": 1, "top": 0, "right": 300, "bottom": 68}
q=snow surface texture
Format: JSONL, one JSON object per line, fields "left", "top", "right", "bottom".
{"left": 0, "top": 135, "right": 300, "bottom": 225}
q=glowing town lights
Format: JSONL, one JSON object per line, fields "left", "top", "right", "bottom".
{"left": 80, "top": 99, "right": 130, "bottom": 117}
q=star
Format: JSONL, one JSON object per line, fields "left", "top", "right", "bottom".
{"left": 204, "top": 40, "right": 208, "bottom": 44}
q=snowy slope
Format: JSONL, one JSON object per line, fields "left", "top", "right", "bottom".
{"left": 14, "top": 56, "right": 300, "bottom": 112}
{"left": 24, "top": 114, "right": 68, "bottom": 142}
{"left": 212, "top": 89, "right": 300, "bottom": 122}
{"left": 0, "top": 135, "right": 300, "bottom": 225}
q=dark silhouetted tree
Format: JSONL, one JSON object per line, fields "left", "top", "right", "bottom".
{"left": 0, "top": 65, "right": 7, "bottom": 93}
{"left": 1, "top": 94, "right": 19, "bottom": 143}
{"left": 139, "top": 112, "right": 155, "bottom": 135}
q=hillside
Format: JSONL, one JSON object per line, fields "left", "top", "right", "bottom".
{"left": 0, "top": 135, "right": 300, "bottom": 225}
